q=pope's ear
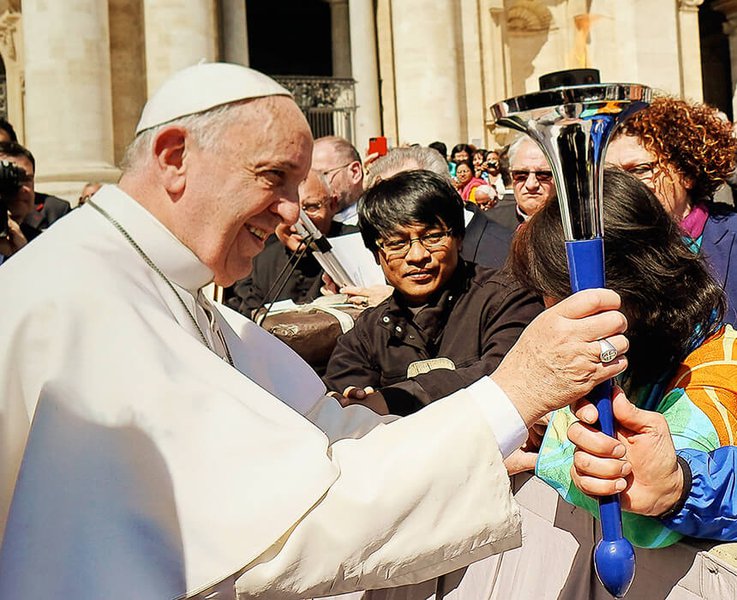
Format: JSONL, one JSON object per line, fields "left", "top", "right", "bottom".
{"left": 152, "top": 126, "right": 188, "bottom": 195}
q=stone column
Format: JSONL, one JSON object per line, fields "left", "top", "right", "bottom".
{"left": 460, "top": 0, "right": 484, "bottom": 146}
{"left": 22, "top": 0, "right": 118, "bottom": 193}
{"left": 109, "top": 0, "right": 147, "bottom": 166}
{"left": 349, "top": 0, "right": 382, "bottom": 150}
{"left": 326, "top": 0, "right": 351, "bottom": 78}
{"left": 0, "top": 8, "right": 24, "bottom": 143}
{"left": 375, "top": 0, "right": 398, "bottom": 146}
{"left": 677, "top": 0, "right": 705, "bottom": 101}
{"left": 143, "top": 0, "right": 218, "bottom": 97}
{"left": 221, "top": 0, "right": 249, "bottom": 66}
{"left": 715, "top": 0, "right": 737, "bottom": 117}
{"left": 481, "top": 0, "right": 512, "bottom": 147}
{"left": 390, "top": 0, "right": 463, "bottom": 145}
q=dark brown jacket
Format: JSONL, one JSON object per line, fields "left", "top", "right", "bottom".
{"left": 323, "top": 261, "right": 543, "bottom": 415}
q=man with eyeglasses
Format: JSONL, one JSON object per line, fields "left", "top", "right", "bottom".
{"left": 227, "top": 168, "right": 358, "bottom": 317}
{"left": 509, "top": 136, "right": 557, "bottom": 224}
{"left": 323, "top": 170, "right": 543, "bottom": 415}
{"left": 312, "top": 136, "right": 364, "bottom": 225}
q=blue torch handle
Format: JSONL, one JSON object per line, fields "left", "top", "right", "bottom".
{"left": 566, "top": 239, "right": 636, "bottom": 598}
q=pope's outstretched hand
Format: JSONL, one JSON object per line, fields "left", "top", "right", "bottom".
{"left": 491, "top": 288, "right": 628, "bottom": 428}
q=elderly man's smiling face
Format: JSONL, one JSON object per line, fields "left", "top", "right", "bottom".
{"left": 180, "top": 97, "right": 313, "bottom": 286}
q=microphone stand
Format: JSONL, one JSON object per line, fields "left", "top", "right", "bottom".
{"left": 296, "top": 209, "right": 356, "bottom": 289}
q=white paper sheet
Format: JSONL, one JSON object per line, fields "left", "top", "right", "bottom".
{"left": 327, "top": 233, "right": 386, "bottom": 288}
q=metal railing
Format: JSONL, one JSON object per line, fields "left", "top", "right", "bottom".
{"left": 273, "top": 76, "right": 356, "bottom": 143}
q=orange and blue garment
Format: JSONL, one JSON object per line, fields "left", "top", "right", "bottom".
{"left": 536, "top": 324, "right": 737, "bottom": 548}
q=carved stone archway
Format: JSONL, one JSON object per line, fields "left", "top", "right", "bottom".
{"left": 506, "top": 0, "right": 553, "bottom": 34}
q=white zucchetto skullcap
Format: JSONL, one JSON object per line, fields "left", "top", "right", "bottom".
{"left": 135, "top": 62, "right": 292, "bottom": 134}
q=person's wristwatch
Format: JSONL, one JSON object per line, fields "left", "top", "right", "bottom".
{"left": 656, "top": 455, "right": 692, "bottom": 521}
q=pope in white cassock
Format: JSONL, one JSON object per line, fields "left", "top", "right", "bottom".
{"left": 0, "top": 63, "right": 629, "bottom": 599}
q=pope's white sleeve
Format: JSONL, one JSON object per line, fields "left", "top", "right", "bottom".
{"left": 464, "top": 377, "right": 528, "bottom": 458}
{"left": 304, "top": 378, "right": 526, "bottom": 456}
{"left": 302, "top": 393, "right": 400, "bottom": 444}
{"left": 234, "top": 387, "right": 522, "bottom": 599}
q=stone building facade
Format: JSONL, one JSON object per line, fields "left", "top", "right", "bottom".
{"left": 2, "top": 0, "right": 735, "bottom": 199}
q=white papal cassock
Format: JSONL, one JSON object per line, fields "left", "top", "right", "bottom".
{"left": 0, "top": 185, "right": 525, "bottom": 599}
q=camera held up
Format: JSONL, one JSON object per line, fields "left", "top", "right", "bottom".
{"left": 0, "top": 159, "right": 24, "bottom": 238}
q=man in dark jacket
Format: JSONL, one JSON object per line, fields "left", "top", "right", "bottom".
{"left": 323, "top": 170, "right": 543, "bottom": 415}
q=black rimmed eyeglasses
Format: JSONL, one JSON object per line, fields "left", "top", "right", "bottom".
{"left": 376, "top": 230, "right": 453, "bottom": 259}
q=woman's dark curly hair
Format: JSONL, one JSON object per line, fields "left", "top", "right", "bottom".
{"left": 615, "top": 96, "right": 736, "bottom": 203}
{"left": 510, "top": 169, "right": 725, "bottom": 389}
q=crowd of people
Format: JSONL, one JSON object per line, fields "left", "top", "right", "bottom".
{"left": 1, "top": 60, "right": 736, "bottom": 599}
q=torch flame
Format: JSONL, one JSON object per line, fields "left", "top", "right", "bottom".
{"left": 572, "top": 13, "right": 602, "bottom": 68}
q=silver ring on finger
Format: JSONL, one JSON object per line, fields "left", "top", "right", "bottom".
{"left": 598, "top": 338, "right": 618, "bottom": 363}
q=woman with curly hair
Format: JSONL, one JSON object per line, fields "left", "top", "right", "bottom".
{"left": 510, "top": 168, "right": 736, "bottom": 548}
{"left": 606, "top": 96, "right": 737, "bottom": 323}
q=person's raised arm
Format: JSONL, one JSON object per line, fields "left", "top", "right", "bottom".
{"left": 0, "top": 215, "right": 28, "bottom": 257}
{"left": 235, "top": 288, "right": 630, "bottom": 597}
